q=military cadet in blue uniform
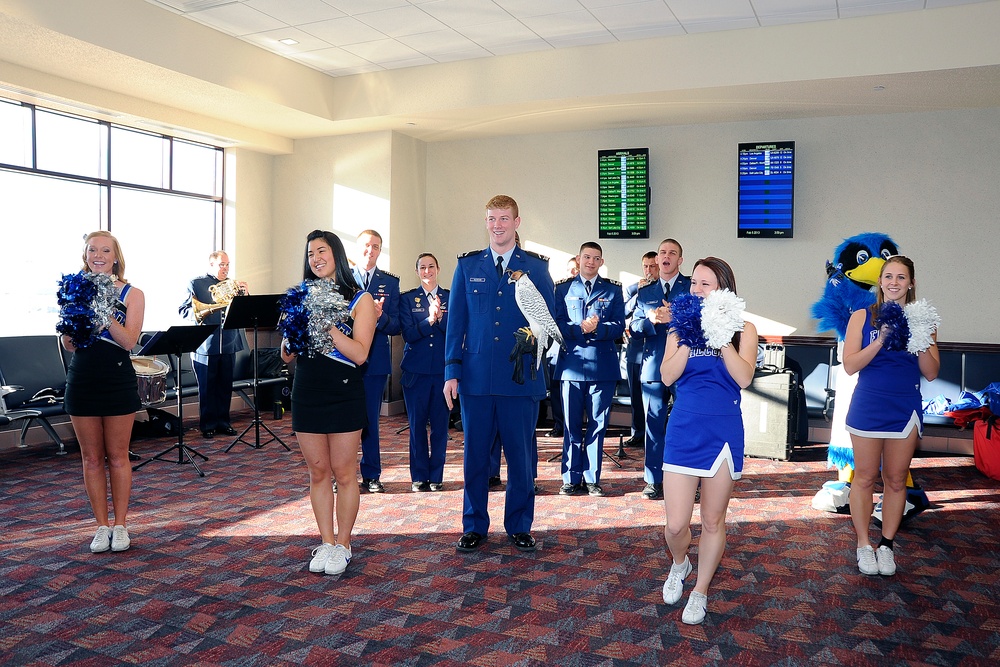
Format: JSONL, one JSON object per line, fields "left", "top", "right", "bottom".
{"left": 352, "top": 229, "right": 401, "bottom": 493}
{"left": 630, "top": 238, "right": 690, "bottom": 500}
{"left": 553, "top": 242, "right": 625, "bottom": 497}
{"left": 623, "top": 251, "right": 658, "bottom": 448}
{"left": 399, "top": 252, "right": 450, "bottom": 492}
{"left": 444, "top": 194, "right": 555, "bottom": 553}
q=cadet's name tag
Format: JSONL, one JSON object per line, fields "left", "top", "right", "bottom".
{"left": 470, "top": 277, "right": 486, "bottom": 283}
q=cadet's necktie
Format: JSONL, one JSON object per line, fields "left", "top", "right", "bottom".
{"left": 585, "top": 280, "right": 592, "bottom": 297}
{"left": 496, "top": 255, "right": 504, "bottom": 279}
{"left": 363, "top": 272, "right": 370, "bottom": 290}
{"left": 663, "top": 282, "right": 669, "bottom": 301}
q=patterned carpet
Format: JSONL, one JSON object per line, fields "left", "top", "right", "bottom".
{"left": 2, "top": 410, "right": 999, "bottom": 666}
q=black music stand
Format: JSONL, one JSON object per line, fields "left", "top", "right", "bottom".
{"left": 222, "top": 294, "right": 290, "bottom": 453}
{"left": 133, "top": 325, "right": 213, "bottom": 477}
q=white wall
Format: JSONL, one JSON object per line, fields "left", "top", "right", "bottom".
{"left": 227, "top": 148, "right": 274, "bottom": 294}
{"left": 425, "top": 107, "right": 1000, "bottom": 343}
{"left": 271, "top": 132, "right": 393, "bottom": 292}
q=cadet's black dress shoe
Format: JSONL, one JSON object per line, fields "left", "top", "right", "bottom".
{"left": 509, "top": 532, "right": 537, "bottom": 552}
{"left": 363, "top": 478, "right": 385, "bottom": 493}
{"left": 411, "top": 481, "right": 430, "bottom": 492}
{"left": 217, "top": 425, "right": 238, "bottom": 436}
{"left": 558, "top": 483, "right": 583, "bottom": 496}
{"left": 586, "top": 483, "right": 606, "bottom": 497}
{"left": 642, "top": 483, "right": 663, "bottom": 500}
{"left": 488, "top": 476, "right": 503, "bottom": 488}
{"left": 623, "top": 435, "right": 644, "bottom": 448}
{"left": 456, "top": 532, "right": 486, "bottom": 552}
{"left": 545, "top": 428, "right": 564, "bottom": 438}
{"left": 201, "top": 429, "right": 215, "bottom": 439}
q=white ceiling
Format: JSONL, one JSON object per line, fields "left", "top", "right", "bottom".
{"left": 1, "top": 0, "right": 997, "bottom": 150}
{"left": 146, "top": 0, "right": 991, "bottom": 77}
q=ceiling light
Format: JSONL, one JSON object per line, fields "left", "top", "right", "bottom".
{"left": 278, "top": 38, "right": 299, "bottom": 45}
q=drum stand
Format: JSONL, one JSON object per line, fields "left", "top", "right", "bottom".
{"left": 221, "top": 294, "right": 290, "bottom": 453}
{"left": 133, "top": 325, "right": 213, "bottom": 477}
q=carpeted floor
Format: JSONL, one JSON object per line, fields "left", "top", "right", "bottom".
{"left": 2, "top": 410, "right": 999, "bottom": 666}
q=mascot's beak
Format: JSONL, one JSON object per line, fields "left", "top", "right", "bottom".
{"left": 507, "top": 270, "right": 523, "bottom": 283}
{"left": 845, "top": 257, "right": 885, "bottom": 287}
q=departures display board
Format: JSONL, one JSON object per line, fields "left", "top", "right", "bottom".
{"left": 598, "top": 148, "right": 650, "bottom": 239}
{"left": 738, "top": 141, "right": 794, "bottom": 238}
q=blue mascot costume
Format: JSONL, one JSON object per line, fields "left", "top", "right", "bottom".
{"left": 810, "top": 233, "right": 929, "bottom": 523}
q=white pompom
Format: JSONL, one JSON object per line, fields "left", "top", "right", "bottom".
{"left": 904, "top": 299, "right": 940, "bottom": 354}
{"left": 701, "top": 289, "right": 746, "bottom": 349}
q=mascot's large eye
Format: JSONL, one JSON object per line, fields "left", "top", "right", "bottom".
{"left": 855, "top": 250, "right": 870, "bottom": 264}
{"left": 880, "top": 242, "right": 898, "bottom": 260}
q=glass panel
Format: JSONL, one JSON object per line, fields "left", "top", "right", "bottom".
{"left": 0, "top": 99, "right": 32, "bottom": 167}
{"left": 172, "top": 139, "right": 221, "bottom": 196}
{"left": 0, "top": 170, "right": 102, "bottom": 336}
{"left": 111, "top": 187, "right": 219, "bottom": 332}
{"left": 110, "top": 126, "right": 169, "bottom": 188}
{"left": 35, "top": 109, "right": 106, "bottom": 178}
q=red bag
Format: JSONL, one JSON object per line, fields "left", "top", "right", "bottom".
{"left": 973, "top": 416, "right": 1000, "bottom": 481}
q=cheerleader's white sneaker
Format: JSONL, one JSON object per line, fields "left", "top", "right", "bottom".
{"left": 309, "top": 543, "right": 336, "bottom": 573}
{"left": 682, "top": 591, "right": 708, "bottom": 625}
{"left": 662, "top": 556, "right": 692, "bottom": 605}
{"left": 857, "top": 545, "right": 878, "bottom": 575}
{"left": 876, "top": 545, "right": 896, "bottom": 576}
{"left": 110, "top": 525, "right": 131, "bottom": 552}
{"left": 324, "top": 544, "right": 352, "bottom": 575}
{"left": 90, "top": 526, "right": 111, "bottom": 553}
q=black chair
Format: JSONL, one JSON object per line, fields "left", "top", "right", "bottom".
{"left": 0, "top": 335, "right": 68, "bottom": 454}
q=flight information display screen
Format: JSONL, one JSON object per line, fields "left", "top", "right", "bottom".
{"left": 738, "top": 141, "right": 794, "bottom": 238}
{"left": 598, "top": 148, "right": 649, "bottom": 239}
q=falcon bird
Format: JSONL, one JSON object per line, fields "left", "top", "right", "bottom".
{"left": 507, "top": 270, "right": 563, "bottom": 370}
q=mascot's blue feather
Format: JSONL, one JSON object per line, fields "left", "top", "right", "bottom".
{"left": 827, "top": 447, "right": 855, "bottom": 470}
{"left": 669, "top": 293, "right": 706, "bottom": 349}
{"left": 874, "top": 301, "right": 909, "bottom": 352}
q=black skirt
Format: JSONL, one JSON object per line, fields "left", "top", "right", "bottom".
{"left": 64, "top": 342, "right": 141, "bottom": 417}
{"left": 291, "top": 353, "right": 367, "bottom": 434}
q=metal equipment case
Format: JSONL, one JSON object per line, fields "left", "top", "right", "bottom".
{"left": 741, "top": 369, "right": 798, "bottom": 460}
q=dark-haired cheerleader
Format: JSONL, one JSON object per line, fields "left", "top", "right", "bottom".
{"left": 280, "top": 230, "right": 375, "bottom": 577}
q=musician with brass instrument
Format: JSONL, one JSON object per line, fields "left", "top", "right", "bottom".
{"left": 179, "top": 251, "right": 248, "bottom": 439}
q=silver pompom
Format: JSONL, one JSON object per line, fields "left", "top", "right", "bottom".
{"left": 904, "top": 299, "right": 939, "bottom": 354}
{"left": 701, "top": 288, "right": 746, "bottom": 349}
{"left": 304, "top": 280, "right": 350, "bottom": 356}
{"left": 91, "top": 272, "right": 119, "bottom": 332}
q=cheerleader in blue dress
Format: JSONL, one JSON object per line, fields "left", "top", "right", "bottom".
{"left": 658, "top": 257, "right": 758, "bottom": 625}
{"left": 843, "top": 255, "right": 939, "bottom": 577}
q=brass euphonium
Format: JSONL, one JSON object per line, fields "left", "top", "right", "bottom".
{"left": 193, "top": 279, "right": 245, "bottom": 323}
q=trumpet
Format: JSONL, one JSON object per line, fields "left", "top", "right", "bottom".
{"left": 193, "top": 278, "right": 246, "bottom": 323}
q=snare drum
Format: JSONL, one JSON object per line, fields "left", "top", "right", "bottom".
{"left": 131, "top": 356, "right": 170, "bottom": 407}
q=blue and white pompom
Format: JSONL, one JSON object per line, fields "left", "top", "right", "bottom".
{"left": 904, "top": 299, "right": 940, "bottom": 354}
{"left": 278, "top": 280, "right": 349, "bottom": 357}
{"left": 56, "top": 271, "right": 118, "bottom": 348}
{"left": 278, "top": 283, "right": 310, "bottom": 355}
{"left": 874, "top": 301, "right": 908, "bottom": 352}
{"left": 702, "top": 288, "right": 746, "bottom": 349}
{"left": 669, "top": 293, "right": 706, "bottom": 349}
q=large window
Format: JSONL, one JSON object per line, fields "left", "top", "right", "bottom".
{"left": 0, "top": 97, "right": 224, "bottom": 337}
